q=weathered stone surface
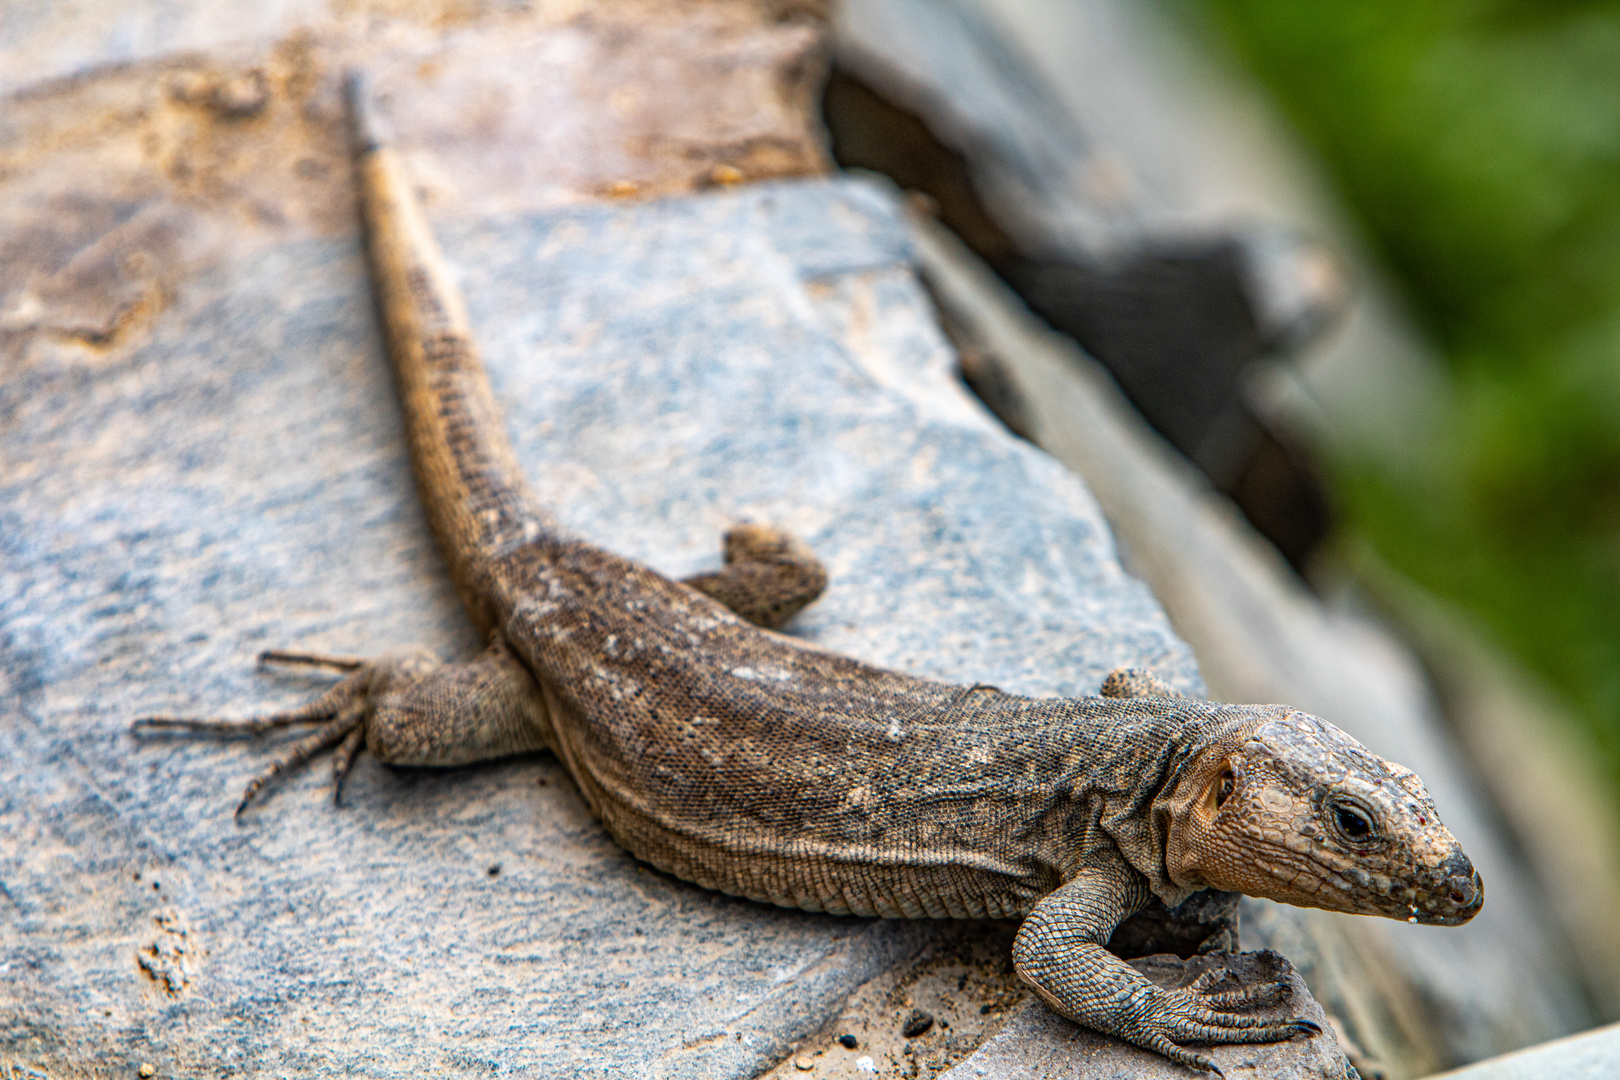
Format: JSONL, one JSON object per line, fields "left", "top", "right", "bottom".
{"left": 943, "top": 952, "right": 1350, "bottom": 1080}
{"left": 755, "top": 922, "right": 1030, "bottom": 1080}
{"left": 0, "top": 1, "right": 830, "bottom": 363}
{"left": 1, "top": 175, "right": 1199, "bottom": 1076}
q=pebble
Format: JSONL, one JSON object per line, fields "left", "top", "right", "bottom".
{"left": 212, "top": 70, "right": 268, "bottom": 117}
{"left": 838, "top": 1034, "right": 859, "bottom": 1049}
{"left": 901, "top": 1008, "right": 934, "bottom": 1038}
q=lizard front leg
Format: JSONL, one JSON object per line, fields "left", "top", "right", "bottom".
{"left": 1099, "top": 666, "right": 1186, "bottom": 699}
{"left": 680, "top": 522, "right": 827, "bottom": 629}
{"left": 133, "top": 636, "right": 551, "bottom": 816}
{"left": 1013, "top": 868, "right": 1318, "bottom": 1074}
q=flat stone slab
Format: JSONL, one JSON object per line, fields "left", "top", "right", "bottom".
{"left": 0, "top": 177, "right": 1199, "bottom": 1076}
{"left": 944, "top": 952, "right": 1350, "bottom": 1080}
{"left": 1423, "top": 1023, "right": 1620, "bottom": 1080}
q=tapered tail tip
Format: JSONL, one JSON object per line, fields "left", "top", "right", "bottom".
{"left": 343, "top": 69, "right": 390, "bottom": 153}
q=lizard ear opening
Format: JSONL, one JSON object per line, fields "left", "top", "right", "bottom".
{"left": 1194, "top": 753, "right": 1242, "bottom": 822}
{"left": 1166, "top": 750, "right": 1245, "bottom": 888}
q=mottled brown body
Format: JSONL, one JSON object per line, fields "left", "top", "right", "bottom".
{"left": 483, "top": 534, "right": 1263, "bottom": 921}
{"left": 135, "top": 77, "right": 1482, "bottom": 1074}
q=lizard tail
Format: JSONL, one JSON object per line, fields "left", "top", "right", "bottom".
{"left": 345, "top": 71, "right": 556, "bottom": 633}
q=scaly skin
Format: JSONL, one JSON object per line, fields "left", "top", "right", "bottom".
{"left": 134, "top": 75, "right": 1482, "bottom": 1075}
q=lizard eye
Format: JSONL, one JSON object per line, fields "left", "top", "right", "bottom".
{"left": 1214, "top": 767, "right": 1235, "bottom": 808}
{"left": 1330, "top": 799, "right": 1376, "bottom": 843}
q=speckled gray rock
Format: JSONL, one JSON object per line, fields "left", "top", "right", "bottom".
{"left": 0, "top": 178, "right": 1199, "bottom": 1077}
{"left": 942, "top": 952, "right": 1351, "bottom": 1080}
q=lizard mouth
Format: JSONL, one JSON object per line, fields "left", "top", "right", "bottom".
{"left": 1411, "top": 857, "right": 1484, "bottom": 925}
{"left": 1363, "top": 851, "right": 1483, "bottom": 926}
{"left": 1298, "top": 845, "right": 1483, "bottom": 925}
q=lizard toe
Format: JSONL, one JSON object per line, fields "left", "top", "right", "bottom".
{"left": 1164, "top": 1016, "right": 1320, "bottom": 1045}
{"left": 235, "top": 699, "right": 366, "bottom": 818}
{"left": 1139, "top": 1030, "right": 1221, "bottom": 1074}
{"left": 1169, "top": 994, "right": 1314, "bottom": 1032}
{"left": 1181, "top": 1006, "right": 1269, "bottom": 1029}
{"left": 133, "top": 661, "right": 371, "bottom": 739}
{"left": 1198, "top": 979, "right": 1292, "bottom": 1011}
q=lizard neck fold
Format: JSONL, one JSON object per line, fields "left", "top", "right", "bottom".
{"left": 1082, "top": 702, "right": 1273, "bottom": 908}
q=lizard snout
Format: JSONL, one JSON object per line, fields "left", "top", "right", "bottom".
{"left": 1444, "top": 852, "right": 1483, "bottom": 918}
{"left": 1417, "top": 848, "right": 1483, "bottom": 925}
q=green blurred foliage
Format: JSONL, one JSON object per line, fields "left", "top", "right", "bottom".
{"left": 1192, "top": 0, "right": 1620, "bottom": 770}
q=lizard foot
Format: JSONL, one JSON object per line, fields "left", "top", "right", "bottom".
{"left": 681, "top": 522, "right": 828, "bottom": 629}
{"left": 1121, "top": 991, "right": 1320, "bottom": 1075}
{"left": 1120, "top": 964, "right": 1306, "bottom": 1073}
{"left": 133, "top": 649, "right": 421, "bottom": 817}
{"left": 1016, "top": 873, "right": 1321, "bottom": 1075}
{"left": 133, "top": 640, "right": 549, "bottom": 818}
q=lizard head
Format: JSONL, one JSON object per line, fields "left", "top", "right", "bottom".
{"left": 1165, "top": 710, "right": 1483, "bottom": 926}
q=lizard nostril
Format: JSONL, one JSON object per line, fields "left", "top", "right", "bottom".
{"left": 1445, "top": 874, "right": 1481, "bottom": 910}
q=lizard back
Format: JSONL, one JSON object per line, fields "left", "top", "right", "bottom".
{"left": 485, "top": 535, "right": 1240, "bottom": 919}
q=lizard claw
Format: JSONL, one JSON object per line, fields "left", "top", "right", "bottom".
{"left": 258, "top": 649, "right": 365, "bottom": 671}
{"left": 1114, "top": 986, "right": 1320, "bottom": 1074}
{"left": 1140, "top": 1031, "right": 1221, "bottom": 1074}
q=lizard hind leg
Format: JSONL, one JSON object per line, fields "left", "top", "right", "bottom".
{"left": 361, "top": 636, "right": 554, "bottom": 768}
{"left": 680, "top": 522, "right": 828, "bottom": 629}
{"left": 132, "top": 640, "right": 552, "bottom": 817}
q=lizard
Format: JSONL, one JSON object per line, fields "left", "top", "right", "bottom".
{"left": 133, "top": 74, "right": 1483, "bottom": 1076}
